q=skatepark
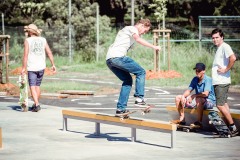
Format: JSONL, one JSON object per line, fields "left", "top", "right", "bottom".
{"left": 0, "top": 83, "right": 240, "bottom": 160}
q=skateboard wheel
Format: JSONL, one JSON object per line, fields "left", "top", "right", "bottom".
{"left": 120, "top": 118, "right": 124, "bottom": 121}
{"left": 228, "top": 135, "right": 231, "bottom": 138}
{"left": 141, "top": 112, "right": 145, "bottom": 115}
{"left": 209, "top": 121, "right": 212, "bottom": 124}
{"left": 186, "top": 129, "right": 190, "bottom": 132}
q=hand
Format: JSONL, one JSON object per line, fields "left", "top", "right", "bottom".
{"left": 217, "top": 65, "right": 226, "bottom": 74}
{"left": 52, "top": 65, "right": 57, "bottom": 73}
{"left": 154, "top": 45, "right": 161, "bottom": 51}
{"left": 21, "top": 68, "right": 26, "bottom": 75}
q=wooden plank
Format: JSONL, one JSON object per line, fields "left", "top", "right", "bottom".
{"left": 166, "top": 106, "right": 211, "bottom": 115}
{"left": 62, "top": 110, "right": 175, "bottom": 131}
{"left": 41, "top": 93, "right": 68, "bottom": 99}
{"left": 60, "top": 90, "right": 94, "bottom": 95}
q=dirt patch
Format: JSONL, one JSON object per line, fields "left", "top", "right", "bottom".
{"left": 146, "top": 70, "right": 182, "bottom": 79}
{"left": 10, "top": 67, "right": 56, "bottom": 76}
{"left": 95, "top": 87, "right": 120, "bottom": 95}
{"left": 0, "top": 83, "right": 19, "bottom": 96}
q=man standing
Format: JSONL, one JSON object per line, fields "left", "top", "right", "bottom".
{"left": 174, "top": 63, "right": 216, "bottom": 127}
{"left": 211, "top": 28, "right": 239, "bottom": 136}
{"left": 106, "top": 19, "right": 161, "bottom": 116}
{"left": 21, "top": 24, "right": 56, "bottom": 112}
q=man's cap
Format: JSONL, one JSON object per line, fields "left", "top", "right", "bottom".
{"left": 193, "top": 63, "right": 205, "bottom": 71}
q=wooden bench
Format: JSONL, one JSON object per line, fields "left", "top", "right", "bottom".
{"left": 166, "top": 106, "right": 240, "bottom": 130}
{"left": 62, "top": 110, "right": 177, "bottom": 148}
{"left": 0, "top": 128, "right": 2, "bottom": 148}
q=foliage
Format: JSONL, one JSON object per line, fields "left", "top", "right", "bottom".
{"left": 149, "top": 0, "right": 167, "bottom": 29}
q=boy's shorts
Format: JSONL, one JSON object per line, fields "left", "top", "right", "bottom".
{"left": 184, "top": 98, "right": 215, "bottom": 110}
{"left": 28, "top": 70, "right": 45, "bottom": 86}
{"left": 214, "top": 84, "right": 230, "bottom": 106}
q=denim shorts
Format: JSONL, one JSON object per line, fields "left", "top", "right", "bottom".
{"left": 203, "top": 100, "right": 215, "bottom": 110}
{"left": 28, "top": 70, "right": 45, "bottom": 86}
{"left": 184, "top": 98, "right": 215, "bottom": 110}
{"left": 214, "top": 84, "right": 230, "bottom": 106}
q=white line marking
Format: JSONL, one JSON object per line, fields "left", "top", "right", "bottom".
{"left": 44, "top": 78, "right": 60, "bottom": 80}
{"left": 228, "top": 97, "right": 234, "bottom": 100}
{"left": 233, "top": 104, "right": 240, "bottom": 106}
{"left": 69, "top": 79, "right": 92, "bottom": 82}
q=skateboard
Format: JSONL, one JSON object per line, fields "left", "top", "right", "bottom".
{"left": 116, "top": 104, "right": 155, "bottom": 121}
{"left": 177, "top": 124, "right": 201, "bottom": 132}
{"left": 17, "top": 74, "right": 28, "bottom": 112}
{"left": 116, "top": 111, "right": 137, "bottom": 121}
{"left": 208, "top": 111, "right": 232, "bottom": 138}
{"left": 139, "top": 104, "right": 155, "bottom": 115}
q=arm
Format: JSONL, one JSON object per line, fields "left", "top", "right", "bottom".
{"left": 191, "top": 91, "right": 209, "bottom": 100}
{"left": 21, "top": 40, "right": 29, "bottom": 75}
{"left": 132, "top": 33, "right": 161, "bottom": 51}
{"left": 45, "top": 42, "right": 56, "bottom": 73}
{"left": 218, "top": 53, "right": 236, "bottom": 73}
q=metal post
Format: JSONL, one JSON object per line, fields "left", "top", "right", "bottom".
{"left": 95, "top": 122, "right": 100, "bottom": 135}
{"left": 96, "top": 4, "right": 99, "bottom": 62}
{"left": 131, "top": 128, "right": 136, "bottom": 142}
{"left": 68, "top": 0, "right": 72, "bottom": 63}
{"left": 131, "top": 0, "right": 135, "bottom": 26}
{"left": 198, "top": 16, "right": 202, "bottom": 52}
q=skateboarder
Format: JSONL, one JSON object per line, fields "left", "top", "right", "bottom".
{"left": 21, "top": 24, "right": 56, "bottom": 112}
{"left": 174, "top": 63, "right": 216, "bottom": 126}
{"left": 211, "top": 28, "right": 239, "bottom": 136}
{"left": 106, "top": 19, "right": 161, "bottom": 116}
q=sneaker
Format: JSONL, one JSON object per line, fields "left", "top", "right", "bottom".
{"left": 115, "top": 110, "right": 129, "bottom": 116}
{"left": 32, "top": 105, "right": 41, "bottom": 112}
{"left": 134, "top": 97, "right": 146, "bottom": 107}
{"left": 230, "top": 127, "right": 239, "bottom": 137}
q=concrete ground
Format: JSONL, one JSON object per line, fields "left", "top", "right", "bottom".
{"left": 0, "top": 102, "right": 240, "bottom": 160}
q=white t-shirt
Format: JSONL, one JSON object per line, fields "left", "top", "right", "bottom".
{"left": 26, "top": 37, "right": 47, "bottom": 71}
{"left": 106, "top": 26, "right": 139, "bottom": 60}
{"left": 212, "top": 42, "right": 234, "bottom": 85}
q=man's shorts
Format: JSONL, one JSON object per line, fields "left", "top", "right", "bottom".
{"left": 214, "top": 84, "right": 230, "bottom": 106}
{"left": 28, "top": 70, "right": 45, "bottom": 86}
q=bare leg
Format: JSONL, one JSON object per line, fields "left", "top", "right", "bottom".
{"left": 195, "top": 97, "right": 205, "bottom": 122}
{"left": 217, "top": 103, "right": 234, "bottom": 125}
{"left": 30, "top": 86, "right": 40, "bottom": 106}
{"left": 175, "top": 95, "right": 185, "bottom": 121}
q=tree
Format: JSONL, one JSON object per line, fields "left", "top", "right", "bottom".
{"left": 149, "top": 0, "right": 167, "bottom": 29}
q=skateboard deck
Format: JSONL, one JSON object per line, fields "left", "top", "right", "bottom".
{"left": 177, "top": 124, "right": 201, "bottom": 132}
{"left": 116, "top": 104, "right": 155, "bottom": 121}
{"left": 139, "top": 104, "right": 155, "bottom": 115}
{"left": 115, "top": 111, "right": 137, "bottom": 121}
{"left": 208, "top": 111, "right": 232, "bottom": 138}
{"left": 17, "top": 74, "right": 28, "bottom": 112}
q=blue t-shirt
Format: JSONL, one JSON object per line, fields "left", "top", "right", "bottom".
{"left": 188, "top": 75, "right": 216, "bottom": 104}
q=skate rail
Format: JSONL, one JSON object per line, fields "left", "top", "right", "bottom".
{"left": 62, "top": 109, "right": 176, "bottom": 148}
